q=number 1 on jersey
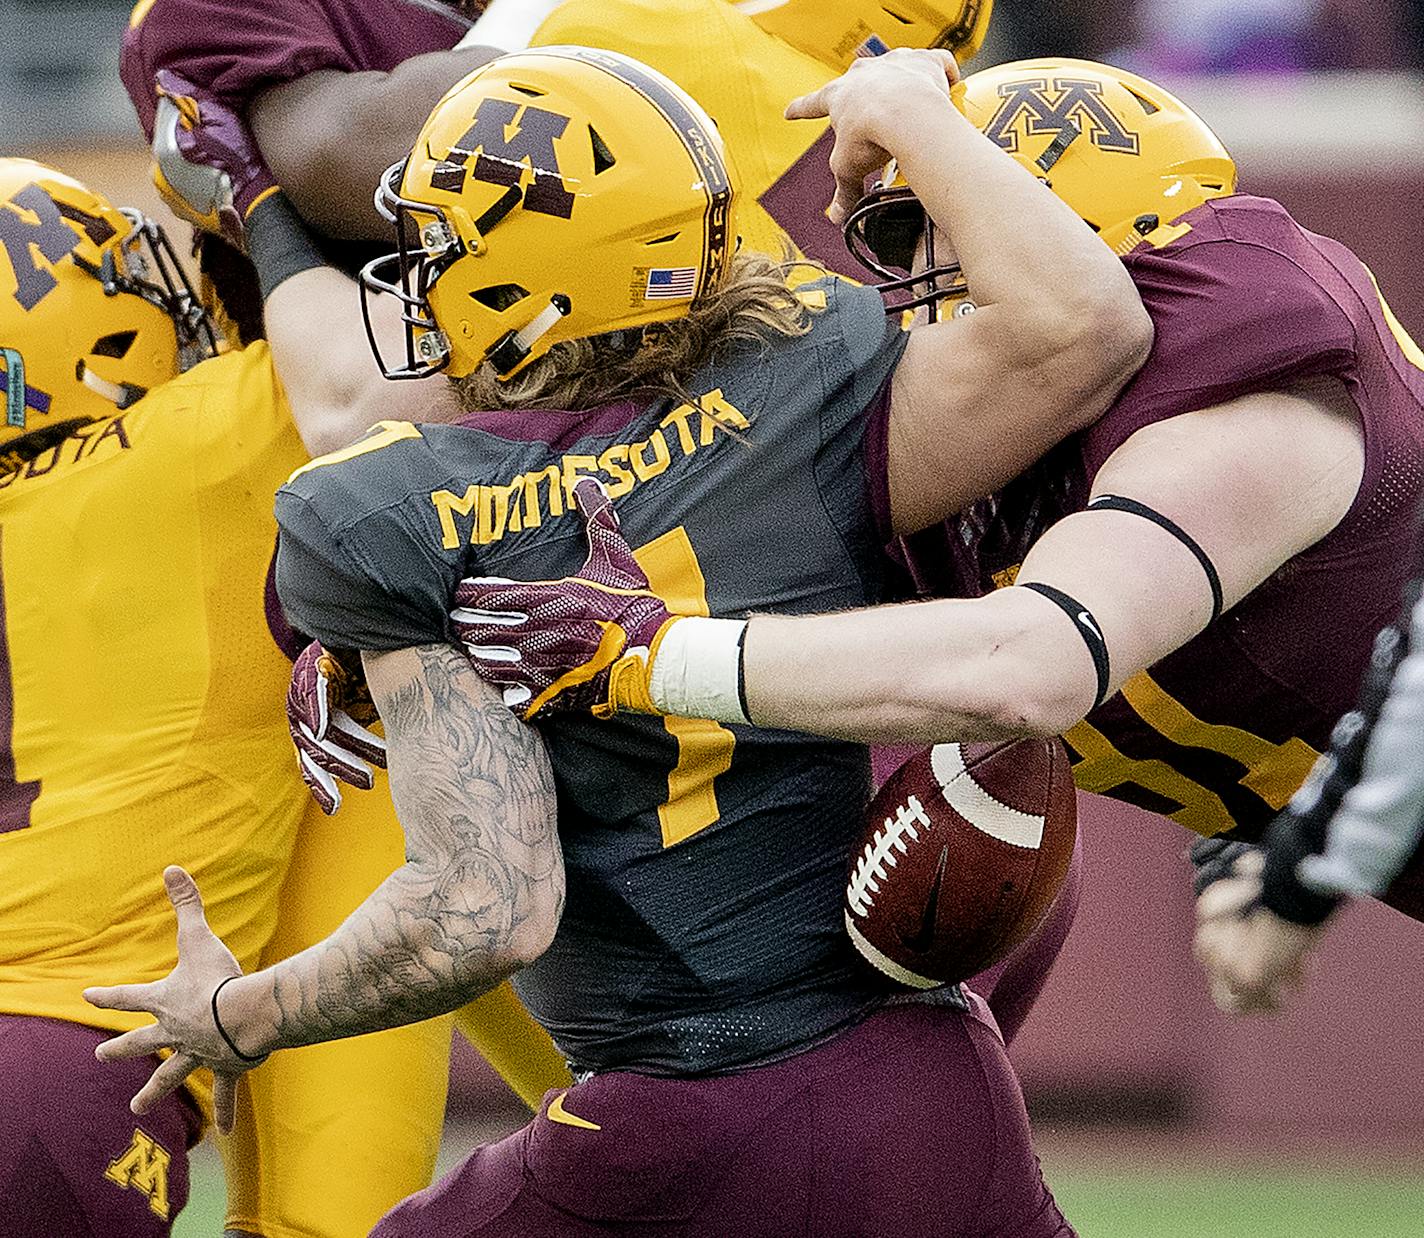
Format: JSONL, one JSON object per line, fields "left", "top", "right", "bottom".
{"left": 633, "top": 528, "right": 736, "bottom": 848}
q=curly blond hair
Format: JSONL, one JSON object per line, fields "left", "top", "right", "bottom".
{"left": 453, "top": 253, "right": 819, "bottom": 414}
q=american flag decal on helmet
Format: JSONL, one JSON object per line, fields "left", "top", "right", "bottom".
{"left": 645, "top": 267, "right": 698, "bottom": 300}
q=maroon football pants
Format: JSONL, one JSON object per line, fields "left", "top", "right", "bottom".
{"left": 373, "top": 1004, "right": 1075, "bottom": 1238}
{"left": 0, "top": 1015, "right": 201, "bottom": 1237}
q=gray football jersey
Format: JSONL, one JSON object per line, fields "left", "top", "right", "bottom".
{"left": 277, "top": 278, "right": 921, "bottom": 1074}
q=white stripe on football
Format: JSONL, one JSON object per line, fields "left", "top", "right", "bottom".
{"left": 930, "top": 742, "right": 1046, "bottom": 848}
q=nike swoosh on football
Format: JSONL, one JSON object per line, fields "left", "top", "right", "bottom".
{"left": 547, "top": 1091, "right": 602, "bottom": 1131}
{"left": 897, "top": 844, "right": 950, "bottom": 955}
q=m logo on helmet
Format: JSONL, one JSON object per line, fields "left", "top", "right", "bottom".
{"left": 0, "top": 184, "right": 81, "bottom": 311}
{"left": 433, "top": 99, "right": 576, "bottom": 220}
{"left": 983, "top": 77, "right": 1140, "bottom": 158}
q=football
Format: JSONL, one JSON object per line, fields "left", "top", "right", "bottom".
{"left": 845, "top": 739, "right": 1078, "bottom": 989}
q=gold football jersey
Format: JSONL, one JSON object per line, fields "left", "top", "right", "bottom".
{"left": 0, "top": 343, "right": 308, "bottom": 1033}
{"left": 534, "top": 0, "right": 835, "bottom": 260}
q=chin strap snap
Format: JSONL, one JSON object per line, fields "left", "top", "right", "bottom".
{"left": 487, "top": 295, "right": 571, "bottom": 377}
{"left": 78, "top": 363, "right": 145, "bottom": 410}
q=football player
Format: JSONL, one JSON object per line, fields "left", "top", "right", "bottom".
{"left": 116, "top": 2, "right": 1000, "bottom": 1233}
{"left": 0, "top": 157, "right": 566, "bottom": 1238}
{"left": 1196, "top": 503, "right": 1424, "bottom": 1013}
{"left": 117, "top": 3, "right": 1006, "bottom": 1233}
{"left": 85, "top": 45, "right": 1152, "bottom": 1234}
{"left": 454, "top": 60, "right": 1424, "bottom": 952}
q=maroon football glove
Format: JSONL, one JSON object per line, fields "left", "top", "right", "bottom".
{"left": 152, "top": 69, "right": 278, "bottom": 250}
{"left": 451, "top": 479, "right": 680, "bottom": 720}
{"left": 287, "top": 641, "right": 387, "bottom": 815}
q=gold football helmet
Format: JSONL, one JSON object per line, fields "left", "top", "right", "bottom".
{"left": 0, "top": 158, "right": 213, "bottom": 457}
{"left": 735, "top": 0, "right": 993, "bottom": 71}
{"left": 362, "top": 46, "right": 739, "bottom": 381}
{"left": 845, "top": 58, "right": 1237, "bottom": 313}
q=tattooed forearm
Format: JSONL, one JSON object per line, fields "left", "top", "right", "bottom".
{"left": 233, "top": 644, "right": 561, "bottom": 1053}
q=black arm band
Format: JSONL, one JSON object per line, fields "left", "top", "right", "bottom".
{"left": 1088, "top": 494, "right": 1224, "bottom": 623}
{"left": 1019, "top": 582, "right": 1111, "bottom": 710}
{"left": 246, "top": 192, "right": 328, "bottom": 303}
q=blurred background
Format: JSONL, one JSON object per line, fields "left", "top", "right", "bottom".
{"left": 4, "top": 2, "right": 1423, "bottom": 1234}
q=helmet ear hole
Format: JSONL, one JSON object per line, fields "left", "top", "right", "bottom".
{"left": 470, "top": 283, "right": 531, "bottom": 312}
{"left": 589, "top": 127, "right": 617, "bottom": 176}
{"left": 91, "top": 330, "right": 137, "bottom": 359}
{"left": 1122, "top": 87, "right": 1161, "bottom": 116}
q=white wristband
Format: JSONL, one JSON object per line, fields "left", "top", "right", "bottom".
{"left": 649, "top": 617, "right": 751, "bottom": 725}
{"left": 456, "top": 0, "right": 568, "bottom": 51}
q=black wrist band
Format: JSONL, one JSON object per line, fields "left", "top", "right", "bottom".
{"left": 1258, "top": 814, "right": 1343, "bottom": 927}
{"left": 246, "top": 191, "right": 327, "bottom": 303}
{"left": 735, "top": 621, "right": 752, "bottom": 725}
{"left": 211, "top": 975, "right": 268, "bottom": 1063}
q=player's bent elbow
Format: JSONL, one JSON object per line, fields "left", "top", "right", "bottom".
{"left": 1035, "top": 285, "right": 1153, "bottom": 426}
{"left": 1002, "top": 295, "right": 1150, "bottom": 431}
{"left": 509, "top": 883, "right": 563, "bottom": 971}
{"left": 1102, "top": 298, "right": 1155, "bottom": 386}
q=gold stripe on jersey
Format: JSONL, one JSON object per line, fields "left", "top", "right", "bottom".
{"left": 633, "top": 526, "right": 737, "bottom": 848}
{"left": 1066, "top": 669, "right": 1321, "bottom": 837}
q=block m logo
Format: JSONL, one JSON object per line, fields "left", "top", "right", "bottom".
{"left": 983, "top": 78, "right": 1140, "bottom": 160}
{"left": 432, "top": 99, "right": 576, "bottom": 219}
{"left": 0, "top": 184, "right": 81, "bottom": 311}
{"left": 103, "top": 1127, "right": 172, "bottom": 1220}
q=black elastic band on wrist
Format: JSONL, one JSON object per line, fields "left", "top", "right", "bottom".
{"left": 211, "top": 975, "right": 267, "bottom": 1063}
{"left": 246, "top": 192, "right": 327, "bottom": 303}
{"left": 1019, "top": 582, "right": 1111, "bottom": 710}
{"left": 735, "top": 621, "right": 751, "bottom": 725}
{"left": 1088, "top": 494, "right": 1224, "bottom": 623}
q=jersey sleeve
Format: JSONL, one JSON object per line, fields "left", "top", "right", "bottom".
{"left": 809, "top": 279, "right": 908, "bottom": 545}
{"left": 121, "top": 0, "right": 466, "bottom": 137}
{"left": 806, "top": 277, "right": 909, "bottom": 573}
{"left": 1082, "top": 235, "right": 1358, "bottom": 474}
{"left": 274, "top": 445, "right": 461, "bottom": 653}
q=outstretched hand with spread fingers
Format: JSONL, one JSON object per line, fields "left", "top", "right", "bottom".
{"left": 84, "top": 866, "right": 265, "bottom": 1134}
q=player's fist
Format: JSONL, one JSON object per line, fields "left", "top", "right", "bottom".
{"left": 152, "top": 69, "right": 278, "bottom": 250}
{"left": 1193, "top": 849, "right": 1323, "bottom": 1015}
{"left": 287, "top": 641, "right": 387, "bottom": 815}
{"left": 785, "top": 48, "right": 961, "bottom": 225}
{"left": 452, "top": 479, "right": 681, "bottom": 720}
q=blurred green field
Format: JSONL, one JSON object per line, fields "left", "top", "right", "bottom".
{"left": 174, "top": 1137, "right": 1424, "bottom": 1238}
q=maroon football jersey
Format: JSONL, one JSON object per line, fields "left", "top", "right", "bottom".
{"left": 121, "top": 0, "right": 469, "bottom": 138}
{"left": 897, "top": 195, "right": 1424, "bottom": 839}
